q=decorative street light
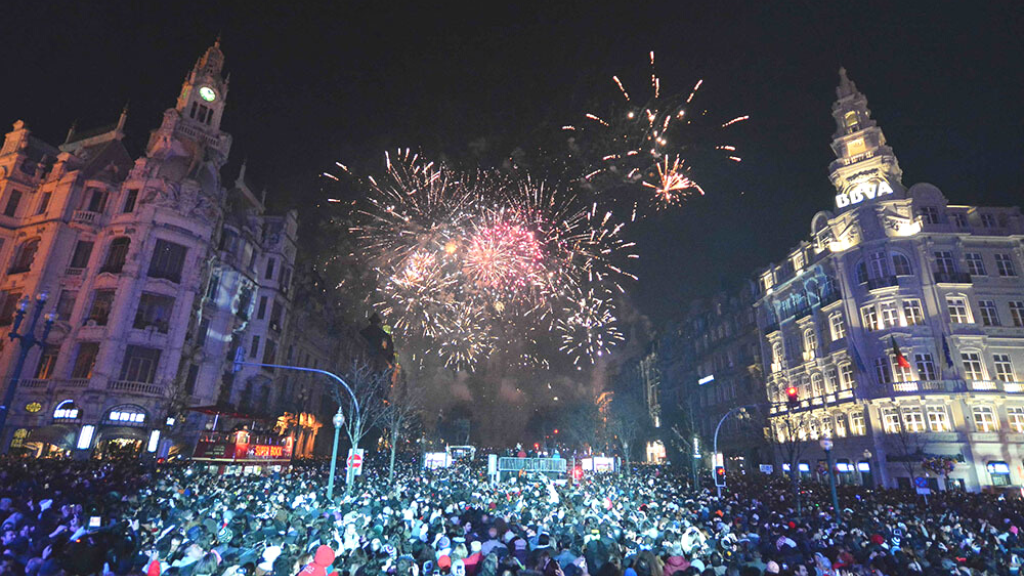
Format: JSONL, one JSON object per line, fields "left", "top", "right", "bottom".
{"left": 0, "top": 293, "right": 56, "bottom": 452}
{"left": 712, "top": 404, "right": 758, "bottom": 498}
{"left": 820, "top": 437, "right": 841, "bottom": 521}
{"left": 327, "top": 409, "right": 345, "bottom": 500}
{"left": 862, "top": 448, "right": 874, "bottom": 488}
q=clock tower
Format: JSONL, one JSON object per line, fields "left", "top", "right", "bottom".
{"left": 176, "top": 38, "right": 230, "bottom": 132}
{"left": 827, "top": 68, "right": 904, "bottom": 211}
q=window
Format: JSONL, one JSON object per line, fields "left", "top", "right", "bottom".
{"left": 892, "top": 355, "right": 912, "bottom": 383}
{"left": 71, "top": 342, "right": 100, "bottom": 379}
{"left": 262, "top": 338, "right": 278, "bottom": 369}
{"left": 281, "top": 267, "right": 292, "bottom": 290}
{"left": 257, "top": 296, "right": 268, "bottom": 320}
{"left": 965, "top": 253, "right": 986, "bottom": 276}
{"left": 915, "top": 353, "right": 937, "bottom": 381}
{"left": 826, "top": 368, "right": 839, "bottom": 394}
{"left": 835, "top": 414, "right": 847, "bottom": 437}
{"left": 53, "top": 400, "right": 81, "bottom": 420}
{"left": 9, "top": 238, "right": 39, "bottom": 274}
{"left": 771, "top": 342, "right": 783, "bottom": 373}
{"left": 148, "top": 239, "right": 187, "bottom": 283}
{"left": 927, "top": 406, "right": 951, "bottom": 432}
{"left": 133, "top": 293, "right": 175, "bottom": 333}
{"left": 36, "top": 192, "right": 51, "bottom": 215}
{"left": 120, "top": 346, "right": 161, "bottom": 383}
{"left": 1008, "top": 407, "right": 1024, "bottom": 433}
{"left": 993, "top": 354, "right": 1015, "bottom": 383}
{"left": 855, "top": 262, "right": 869, "bottom": 285}
{"left": 952, "top": 213, "right": 968, "bottom": 228}
{"left": 85, "top": 189, "right": 107, "bottom": 213}
{"left": 972, "top": 406, "right": 997, "bottom": 432}
{"left": 981, "top": 213, "right": 997, "bottom": 228}
{"left": 265, "top": 258, "right": 276, "bottom": 280}
{"left": 902, "top": 299, "right": 924, "bottom": 326}
{"left": 87, "top": 289, "right": 116, "bottom": 326}
{"left": 868, "top": 252, "right": 889, "bottom": 279}
{"left": 875, "top": 357, "right": 893, "bottom": 384}
{"left": 934, "top": 251, "right": 955, "bottom": 275}
{"left": 184, "top": 364, "right": 199, "bottom": 395}
{"left": 1012, "top": 302, "right": 1024, "bottom": 327}
{"left": 962, "top": 352, "right": 984, "bottom": 381}
{"left": 34, "top": 345, "right": 59, "bottom": 379}
{"left": 880, "top": 301, "right": 899, "bottom": 329}
{"left": 56, "top": 290, "right": 77, "bottom": 321}
{"left": 920, "top": 206, "right": 940, "bottom": 225}
{"left": 840, "top": 363, "right": 854, "bottom": 390}
{"left": 0, "top": 291, "right": 23, "bottom": 326}
{"left": 881, "top": 407, "right": 901, "bottom": 433}
{"left": 978, "top": 300, "right": 1000, "bottom": 327}
{"left": 105, "top": 405, "right": 147, "bottom": 425}
{"left": 902, "top": 407, "right": 926, "bottom": 433}
{"left": 250, "top": 335, "right": 261, "bottom": 358}
{"left": 270, "top": 300, "right": 284, "bottom": 332}
{"left": 196, "top": 317, "right": 210, "bottom": 347}
{"left": 811, "top": 373, "right": 824, "bottom": 397}
{"left": 3, "top": 190, "right": 22, "bottom": 217}
{"left": 947, "top": 297, "right": 971, "bottom": 324}
{"left": 102, "top": 237, "right": 131, "bottom": 273}
{"left": 69, "top": 240, "right": 93, "bottom": 270}
{"left": 803, "top": 328, "right": 817, "bottom": 358}
{"left": 844, "top": 111, "right": 859, "bottom": 131}
{"left": 892, "top": 253, "right": 913, "bottom": 276}
{"left": 829, "top": 313, "right": 846, "bottom": 340}
{"left": 861, "top": 305, "right": 879, "bottom": 331}
{"left": 122, "top": 189, "right": 139, "bottom": 213}
{"left": 206, "top": 271, "right": 221, "bottom": 301}
{"left": 996, "top": 254, "right": 1018, "bottom": 277}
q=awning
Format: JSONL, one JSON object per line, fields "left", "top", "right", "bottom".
{"left": 26, "top": 425, "right": 76, "bottom": 448}
{"left": 96, "top": 426, "right": 147, "bottom": 442}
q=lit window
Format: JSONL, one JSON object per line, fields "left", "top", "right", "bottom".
{"left": 829, "top": 312, "right": 846, "bottom": 340}
{"left": 1007, "top": 407, "right": 1024, "bottom": 433}
{"left": 902, "top": 407, "right": 926, "bottom": 433}
{"left": 892, "top": 354, "right": 912, "bottom": 383}
{"left": 962, "top": 352, "right": 985, "bottom": 381}
{"left": 835, "top": 415, "right": 847, "bottom": 437}
{"left": 881, "top": 407, "right": 901, "bottom": 433}
{"left": 803, "top": 328, "right": 817, "bottom": 359}
{"left": 947, "top": 297, "right": 971, "bottom": 324}
{"left": 811, "top": 373, "right": 824, "bottom": 397}
{"left": 846, "top": 137, "right": 866, "bottom": 156}
{"left": 972, "top": 406, "right": 997, "bottom": 432}
{"left": 826, "top": 369, "right": 839, "bottom": 394}
{"left": 996, "top": 254, "right": 1018, "bottom": 277}
{"left": 927, "top": 406, "right": 951, "bottom": 432}
{"left": 902, "top": 299, "right": 924, "bottom": 326}
{"left": 839, "top": 364, "right": 854, "bottom": 390}
{"left": 993, "top": 354, "right": 1015, "bottom": 383}
{"left": 965, "top": 253, "right": 986, "bottom": 276}
{"left": 880, "top": 302, "right": 899, "bottom": 329}
{"left": 861, "top": 305, "right": 879, "bottom": 331}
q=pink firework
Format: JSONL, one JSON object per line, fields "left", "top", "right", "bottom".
{"left": 463, "top": 215, "right": 546, "bottom": 294}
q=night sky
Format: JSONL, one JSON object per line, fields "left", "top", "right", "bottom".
{"left": 4, "top": 2, "right": 1022, "bottom": 324}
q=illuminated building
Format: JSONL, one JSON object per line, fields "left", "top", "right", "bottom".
{"left": 756, "top": 69, "right": 1024, "bottom": 491}
{"left": 0, "top": 41, "right": 341, "bottom": 457}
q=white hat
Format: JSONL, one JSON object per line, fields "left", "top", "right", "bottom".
{"left": 259, "top": 546, "right": 282, "bottom": 572}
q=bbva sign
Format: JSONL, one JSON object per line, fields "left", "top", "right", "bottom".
{"left": 836, "top": 179, "right": 894, "bottom": 208}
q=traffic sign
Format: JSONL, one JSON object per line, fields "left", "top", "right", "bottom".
{"left": 914, "top": 476, "right": 928, "bottom": 488}
{"left": 347, "top": 448, "right": 365, "bottom": 475}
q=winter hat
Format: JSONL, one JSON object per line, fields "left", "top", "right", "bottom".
{"left": 438, "top": 556, "right": 452, "bottom": 571}
{"left": 470, "top": 541, "right": 482, "bottom": 553}
{"left": 766, "top": 561, "right": 780, "bottom": 575}
{"left": 690, "top": 559, "right": 706, "bottom": 572}
{"left": 299, "top": 545, "right": 336, "bottom": 576}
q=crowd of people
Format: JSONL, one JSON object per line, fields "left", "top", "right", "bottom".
{"left": 0, "top": 455, "right": 1021, "bottom": 576}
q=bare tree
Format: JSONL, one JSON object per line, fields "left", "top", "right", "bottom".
{"left": 883, "top": 419, "right": 925, "bottom": 488}
{"left": 332, "top": 360, "right": 391, "bottom": 461}
{"left": 767, "top": 414, "right": 811, "bottom": 518}
{"left": 382, "top": 370, "right": 423, "bottom": 484}
{"left": 607, "top": 393, "right": 649, "bottom": 470}
{"left": 561, "top": 399, "right": 604, "bottom": 454}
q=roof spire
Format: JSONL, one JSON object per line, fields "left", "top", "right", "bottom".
{"left": 116, "top": 101, "right": 129, "bottom": 133}
{"left": 836, "top": 66, "right": 857, "bottom": 99}
{"left": 64, "top": 120, "right": 78, "bottom": 144}
{"left": 236, "top": 157, "right": 248, "bottom": 186}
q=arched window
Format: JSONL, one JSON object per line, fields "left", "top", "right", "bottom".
{"left": 53, "top": 400, "right": 81, "bottom": 421}
{"left": 104, "top": 404, "right": 147, "bottom": 426}
{"left": 855, "top": 261, "right": 868, "bottom": 285}
{"left": 772, "top": 342, "right": 784, "bottom": 372}
{"left": 9, "top": 238, "right": 40, "bottom": 274}
{"left": 803, "top": 328, "right": 818, "bottom": 358}
{"left": 891, "top": 252, "right": 913, "bottom": 276}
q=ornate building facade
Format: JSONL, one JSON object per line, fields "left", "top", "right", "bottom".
{"left": 0, "top": 41, "right": 342, "bottom": 457}
{"left": 756, "top": 69, "right": 1024, "bottom": 491}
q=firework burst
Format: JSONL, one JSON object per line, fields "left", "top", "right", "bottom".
{"left": 565, "top": 51, "right": 747, "bottom": 218}
{"left": 332, "top": 151, "right": 635, "bottom": 370}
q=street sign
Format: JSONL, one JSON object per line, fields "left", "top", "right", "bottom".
{"left": 915, "top": 487, "right": 931, "bottom": 495}
{"left": 347, "top": 448, "right": 365, "bottom": 476}
{"left": 914, "top": 476, "right": 928, "bottom": 488}
{"left": 760, "top": 464, "right": 774, "bottom": 474}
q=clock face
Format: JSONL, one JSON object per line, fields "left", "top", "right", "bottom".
{"left": 199, "top": 86, "right": 217, "bottom": 102}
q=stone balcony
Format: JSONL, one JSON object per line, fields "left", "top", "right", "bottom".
{"left": 72, "top": 210, "right": 101, "bottom": 225}
{"left": 106, "top": 380, "right": 163, "bottom": 397}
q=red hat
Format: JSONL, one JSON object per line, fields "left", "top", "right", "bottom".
{"left": 438, "top": 556, "right": 452, "bottom": 570}
{"left": 788, "top": 521, "right": 796, "bottom": 529}
{"left": 871, "top": 534, "right": 885, "bottom": 545}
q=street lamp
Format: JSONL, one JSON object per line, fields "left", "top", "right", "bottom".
{"left": 0, "top": 293, "right": 56, "bottom": 452}
{"left": 820, "top": 437, "right": 841, "bottom": 521}
{"left": 327, "top": 409, "right": 345, "bottom": 500}
{"left": 712, "top": 404, "right": 757, "bottom": 498}
{"left": 862, "top": 448, "right": 873, "bottom": 488}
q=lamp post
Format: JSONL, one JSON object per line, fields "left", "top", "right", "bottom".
{"left": 820, "top": 437, "right": 841, "bottom": 521}
{"left": 862, "top": 448, "right": 873, "bottom": 488}
{"left": 0, "top": 293, "right": 55, "bottom": 452}
{"left": 713, "top": 404, "right": 757, "bottom": 498}
{"left": 327, "top": 409, "right": 345, "bottom": 500}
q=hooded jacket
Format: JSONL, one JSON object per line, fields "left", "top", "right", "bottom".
{"left": 300, "top": 545, "right": 337, "bottom": 576}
